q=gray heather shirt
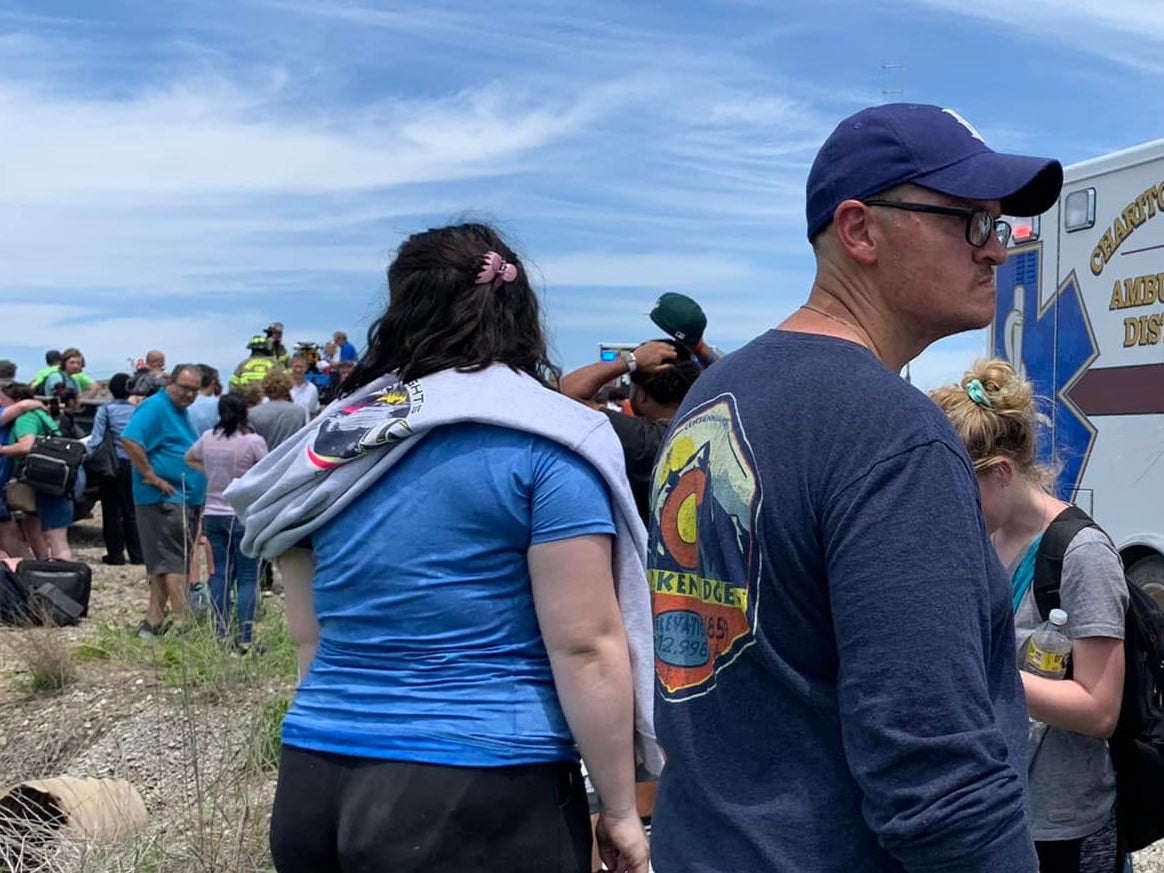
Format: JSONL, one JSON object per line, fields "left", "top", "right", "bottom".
{"left": 248, "top": 400, "right": 308, "bottom": 451}
{"left": 1012, "top": 526, "right": 1127, "bottom": 841}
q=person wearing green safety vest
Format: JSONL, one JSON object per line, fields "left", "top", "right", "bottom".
{"left": 230, "top": 335, "right": 284, "bottom": 390}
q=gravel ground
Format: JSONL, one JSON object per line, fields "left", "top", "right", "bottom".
{"left": 0, "top": 517, "right": 286, "bottom": 871}
{"left": 2, "top": 516, "right": 1162, "bottom": 871}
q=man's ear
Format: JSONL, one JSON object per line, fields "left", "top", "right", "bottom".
{"left": 831, "top": 200, "right": 880, "bottom": 266}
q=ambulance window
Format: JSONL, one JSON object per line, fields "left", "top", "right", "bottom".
{"left": 1064, "top": 188, "right": 1096, "bottom": 232}
{"left": 1010, "top": 216, "right": 1040, "bottom": 243}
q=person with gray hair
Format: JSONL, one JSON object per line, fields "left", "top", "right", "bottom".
{"left": 120, "top": 364, "right": 207, "bottom": 638}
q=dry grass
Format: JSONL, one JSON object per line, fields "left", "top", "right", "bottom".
{"left": 1, "top": 598, "right": 294, "bottom": 873}
{"left": 1, "top": 626, "right": 78, "bottom": 693}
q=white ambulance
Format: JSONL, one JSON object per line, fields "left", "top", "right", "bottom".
{"left": 992, "top": 138, "right": 1164, "bottom": 604}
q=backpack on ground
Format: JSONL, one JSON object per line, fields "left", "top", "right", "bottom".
{"left": 0, "top": 560, "right": 92, "bottom": 627}
{"left": 1033, "top": 504, "right": 1164, "bottom": 852}
{"left": 0, "top": 565, "right": 30, "bottom": 625}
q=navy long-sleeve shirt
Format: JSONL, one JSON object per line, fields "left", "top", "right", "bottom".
{"left": 648, "top": 331, "right": 1035, "bottom": 873}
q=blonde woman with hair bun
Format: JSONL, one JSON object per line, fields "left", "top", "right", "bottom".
{"left": 931, "top": 359, "right": 1128, "bottom": 873}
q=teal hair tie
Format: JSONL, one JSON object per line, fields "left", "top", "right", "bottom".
{"left": 966, "top": 378, "right": 994, "bottom": 409}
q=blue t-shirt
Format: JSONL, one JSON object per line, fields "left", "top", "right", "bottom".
{"left": 0, "top": 422, "right": 11, "bottom": 487}
{"left": 282, "top": 423, "right": 616, "bottom": 766}
{"left": 120, "top": 392, "right": 206, "bottom": 506}
{"left": 186, "top": 394, "right": 219, "bottom": 436}
{"left": 648, "top": 331, "right": 1034, "bottom": 873}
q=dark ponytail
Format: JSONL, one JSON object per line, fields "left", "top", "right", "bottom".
{"left": 214, "top": 393, "right": 251, "bottom": 438}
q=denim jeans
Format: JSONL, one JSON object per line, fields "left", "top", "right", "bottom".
{"left": 204, "top": 514, "right": 259, "bottom": 644}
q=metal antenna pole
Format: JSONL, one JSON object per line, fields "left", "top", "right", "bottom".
{"left": 881, "top": 61, "right": 905, "bottom": 102}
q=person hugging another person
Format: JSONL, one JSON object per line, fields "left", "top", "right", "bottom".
{"left": 0, "top": 387, "right": 48, "bottom": 559}
{"left": 0, "top": 382, "right": 74, "bottom": 560}
{"left": 185, "top": 394, "right": 268, "bottom": 652}
{"left": 227, "top": 222, "right": 651, "bottom": 873}
{"left": 931, "top": 360, "right": 1127, "bottom": 873}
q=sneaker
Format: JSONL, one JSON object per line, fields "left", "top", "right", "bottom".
{"left": 101, "top": 555, "right": 127, "bottom": 566}
{"left": 188, "top": 582, "right": 211, "bottom": 618}
{"left": 136, "top": 621, "right": 163, "bottom": 640}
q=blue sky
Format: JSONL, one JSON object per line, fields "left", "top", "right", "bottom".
{"left": 3, "top": 0, "right": 1163, "bottom": 388}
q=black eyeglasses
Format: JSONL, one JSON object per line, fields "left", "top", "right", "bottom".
{"left": 863, "top": 200, "right": 1011, "bottom": 248}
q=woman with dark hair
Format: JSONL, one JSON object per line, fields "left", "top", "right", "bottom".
{"left": 0, "top": 382, "right": 74, "bottom": 560}
{"left": 229, "top": 223, "right": 653, "bottom": 873}
{"left": 185, "top": 393, "right": 267, "bottom": 650}
{"left": 88, "top": 373, "right": 144, "bottom": 565}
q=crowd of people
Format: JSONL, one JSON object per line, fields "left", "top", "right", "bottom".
{"left": 0, "top": 101, "right": 1139, "bottom": 873}
{"left": 0, "top": 328, "right": 358, "bottom": 649}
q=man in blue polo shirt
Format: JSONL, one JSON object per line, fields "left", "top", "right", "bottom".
{"left": 648, "top": 104, "right": 1063, "bottom": 873}
{"left": 121, "top": 364, "right": 207, "bottom": 638}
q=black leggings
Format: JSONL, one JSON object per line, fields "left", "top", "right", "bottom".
{"left": 1035, "top": 810, "right": 1126, "bottom": 873}
{"left": 269, "top": 745, "right": 592, "bottom": 873}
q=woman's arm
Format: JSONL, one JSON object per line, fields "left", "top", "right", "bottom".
{"left": 1022, "top": 636, "right": 1124, "bottom": 738}
{"left": 0, "top": 434, "right": 35, "bottom": 458}
{"left": 86, "top": 406, "right": 108, "bottom": 456}
{"left": 279, "top": 547, "right": 320, "bottom": 683}
{"left": 529, "top": 534, "right": 648, "bottom": 873}
{"left": 0, "top": 400, "right": 45, "bottom": 428}
{"left": 1024, "top": 533, "right": 1128, "bottom": 740}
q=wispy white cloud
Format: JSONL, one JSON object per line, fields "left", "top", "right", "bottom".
{"left": 901, "top": 0, "right": 1164, "bottom": 74}
{"left": 0, "top": 76, "right": 608, "bottom": 203}
{"left": 537, "top": 251, "right": 758, "bottom": 289}
{"left": 2, "top": 304, "right": 287, "bottom": 384}
{"left": 13, "top": 0, "right": 1106, "bottom": 381}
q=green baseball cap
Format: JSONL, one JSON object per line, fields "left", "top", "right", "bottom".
{"left": 649, "top": 292, "right": 706, "bottom": 346}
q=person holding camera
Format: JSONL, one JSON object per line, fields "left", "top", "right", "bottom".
{"left": 0, "top": 382, "right": 74, "bottom": 560}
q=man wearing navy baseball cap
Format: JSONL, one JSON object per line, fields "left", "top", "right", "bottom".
{"left": 648, "top": 105, "right": 1060, "bottom": 873}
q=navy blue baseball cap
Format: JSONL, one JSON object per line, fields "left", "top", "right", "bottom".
{"left": 806, "top": 103, "right": 1063, "bottom": 240}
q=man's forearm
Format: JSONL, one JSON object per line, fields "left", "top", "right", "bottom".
{"left": 120, "top": 439, "right": 156, "bottom": 480}
{"left": 560, "top": 360, "right": 630, "bottom": 403}
{"left": 693, "top": 339, "right": 722, "bottom": 365}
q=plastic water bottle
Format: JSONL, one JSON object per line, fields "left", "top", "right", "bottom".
{"left": 1024, "top": 608, "right": 1072, "bottom": 679}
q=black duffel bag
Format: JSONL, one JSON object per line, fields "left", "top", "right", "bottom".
{"left": 1, "top": 560, "right": 91, "bottom": 627}
{"left": 20, "top": 435, "right": 86, "bottom": 497}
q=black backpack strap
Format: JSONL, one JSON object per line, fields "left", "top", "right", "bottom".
{"left": 1032, "top": 505, "right": 1097, "bottom": 621}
